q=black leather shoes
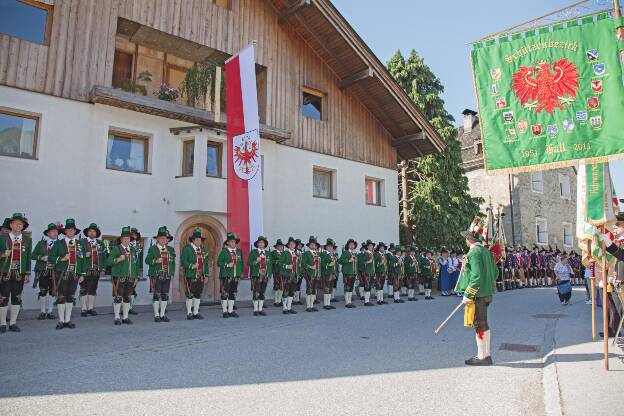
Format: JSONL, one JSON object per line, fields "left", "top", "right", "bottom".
{"left": 465, "top": 356, "right": 493, "bottom": 366}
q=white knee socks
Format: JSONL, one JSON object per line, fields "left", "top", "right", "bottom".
{"left": 57, "top": 303, "right": 66, "bottom": 323}
{"left": 113, "top": 303, "right": 121, "bottom": 320}
{"left": 259, "top": 299, "right": 264, "bottom": 311}
{"left": 253, "top": 300, "right": 259, "bottom": 312}
{"left": 88, "top": 295, "right": 96, "bottom": 311}
{"left": 425, "top": 289, "right": 431, "bottom": 297}
{"left": 394, "top": 291, "right": 400, "bottom": 300}
{"left": 64, "top": 303, "right": 72, "bottom": 323}
{"left": 40, "top": 296, "right": 47, "bottom": 313}
{"left": 160, "top": 300, "right": 167, "bottom": 317}
{"left": 186, "top": 299, "right": 193, "bottom": 315}
{"left": 222, "top": 300, "right": 228, "bottom": 313}
{"left": 193, "top": 298, "right": 200, "bottom": 315}
{"left": 364, "top": 292, "right": 370, "bottom": 303}
{"left": 408, "top": 289, "right": 415, "bottom": 298}
{"left": 484, "top": 330, "right": 491, "bottom": 358}
{"left": 376, "top": 291, "right": 383, "bottom": 302}
{"left": 81, "top": 296, "right": 88, "bottom": 312}
{"left": 153, "top": 301, "right": 160, "bottom": 317}
{"left": 388, "top": 286, "right": 394, "bottom": 296}
{"left": 9, "top": 304, "right": 20, "bottom": 325}
{"left": 122, "top": 302, "right": 130, "bottom": 319}
{"left": 0, "top": 306, "right": 7, "bottom": 326}
{"left": 227, "top": 300, "right": 234, "bottom": 313}
{"left": 345, "top": 292, "right": 352, "bottom": 304}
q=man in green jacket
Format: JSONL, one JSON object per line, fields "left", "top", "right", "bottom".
{"left": 338, "top": 239, "right": 358, "bottom": 308}
{"left": 358, "top": 240, "right": 376, "bottom": 306}
{"left": 49, "top": 218, "right": 85, "bottom": 330}
{"left": 374, "top": 242, "right": 389, "bottom": 305}
{"left": 301, "top": 236, "right": 321, "bottom": 312}
{"left": 418, "top": 249, "right": 434, "bottom": 300}
{"left": 107, "top": 226, "right": 140, "bottom": 325}
{"left": 320, "top": 238, "right": 338, "bottom": 310}
{"left": 145, "top": 226, "right": 175, "bottom": 322}
{"left": 248, "top": 235, "right": 272, "bottom": 316}
{"left": 271, "top": 239, "right": 285, "bottom": 307}
{"left": 0, "top": 213, "right": 32, "bottom": 333}
{"left": 217, "top": 232, "right": 244, "bottom": 318}
{"left": 181, "top": 228, "right": 209, "bottom": 320}
{"left": 79, "top": 223, "right": 105, "bottom": 317}
{"left": 32, "top": 223, "right": 59, "bottom": 320}
{"left": 456, "top": 229, "right": 497, "bottom": 366}
{"left": 280, "top": 237, "right": 300, "bottom": 314}
{"left": 128, "top": 227, "right": 143, "bottom": 315}
{"left": 405, "top": 244, "right": 419, "bottom": 301}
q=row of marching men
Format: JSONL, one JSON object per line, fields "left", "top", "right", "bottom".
{"left": 499, "top": 246, "right": 584, "bottom": 291}
{"left": 0, "top": 212, "right": 440, "bottom": 333}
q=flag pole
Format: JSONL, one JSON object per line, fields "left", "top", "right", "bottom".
{"left": 601, "top": 225, "right": 609, "bottom": 370}
{"left": 614, "top": 0, "right": 624, "bottom": 39}
{"left": 590, "top": 256, "right": 596, "bottom": 341}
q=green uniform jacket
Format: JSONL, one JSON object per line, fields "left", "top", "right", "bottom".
{"left": 32, "top": 239, "right": 55, "bottom": 272}
{"left": 180, "top": 244, "right": 210, "bottom": 278}
{"left": 385, "top": 252, "right": 397, "bottom": 273}
{"left": 393, "top": 256, "right": 405, "bottom": 276}
{"left": 374, "top": 251, "right": 388, "bottom": 275}
{"left": 320, "top": 251, "right": 337, "bottom": 276}
{"left": 106, "top": 244, "right": 139, "bottom": 278}
{"left": 0, "top": 234, "right": 32, "bottom": 274}
{"left": 358, "top": 250, "right": 376, "bottom": 275}
{"left": 301, "top": 250, "right": 321, "bottom": 278}
{"left": 418, "top": 256, "right": 433, "bottom": 279}
{"left": 217, "top": 248, "right": 244, "bottom": 278}
{"left": 280, "top": 249, "right": 300, "bottom": 279}
{"left": 80, "top": 238, "right": 106, "bottom": 271}
{"left": 49, "top": 238, "right": 85, "bottom": 274}
{"left": 338, "top": 250, "right": 358, "bottom": 275}
{"left": 455, "top": 244, "right": 497, "bottom": 300}
{"left": 248, "top": 248, "right": 272, "bottom": 277}
{"left": 271, "top": 249, "right": 285, "bottom": 276}
{"left": 145, "top": 244, "right": 176, "bottom": 277}
{"left": 404, "top": 255, "right": 418, "bottom": 275}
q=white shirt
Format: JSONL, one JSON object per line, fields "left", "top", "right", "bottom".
{"left": 9, "top": 233, "right": 22, "bottom": 242}
{"left": 157, "top": 243, "right": 167, "bottom": 251}
{"left": 554, "top": 262, "right": 572, "bottom": 281}
{"left": 191, "top": 243, "right": 201, "bottom": 251}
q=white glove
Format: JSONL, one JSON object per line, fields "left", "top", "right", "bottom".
{"left": 462, "top": 296, "right": 471, "bottom": 305}
{"left": 599, "top": 233, "right": 613, "bottom": 246}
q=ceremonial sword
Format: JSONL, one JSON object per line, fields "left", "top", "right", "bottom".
{"left": 434, "top": 301, "right": 464, "bottom": 335}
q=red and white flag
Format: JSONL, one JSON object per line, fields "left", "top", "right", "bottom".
{"left": 225, "top": 44, "right": 263, "bottom": 270}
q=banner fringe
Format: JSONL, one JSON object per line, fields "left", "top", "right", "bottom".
{"left": 484, "top": 153, "right": 624, "bottom": 176}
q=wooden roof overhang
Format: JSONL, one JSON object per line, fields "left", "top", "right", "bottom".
{"left": 269, "top": 0, "right": 446, "bottom": 161}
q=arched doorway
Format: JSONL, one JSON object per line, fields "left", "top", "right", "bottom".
{"left": 174, "top": 216, "right": 226, "bottom": 302}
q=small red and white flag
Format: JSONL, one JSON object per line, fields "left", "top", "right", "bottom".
{"left": 225, "top": 43, "right": 263, "bottom": 272}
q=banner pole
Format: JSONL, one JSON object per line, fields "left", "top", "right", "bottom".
{"left": 615, "top": 0, "right": 624, "bottom": 40}
{"left": 601, "top": 225, "right": 609, "bottom": 370}
{"left": 590, "top": 259, "right": 596, "bottom": 341}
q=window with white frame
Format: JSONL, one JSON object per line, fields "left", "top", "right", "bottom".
{"left": 106, "top": 131, "right": 149, "bottom": 174}
{"left": 563, "top": 223, "right": 573, "bottom": 246}
{"left": 536, "top": 218, "right": 548, "bottom": 245}
{"left": 531, "top": 172, "right": 544, "bottom": 193}
{"left": 559, "top": 174, "right": 571, "bottom": 199}
{"left": 313, "top": 167, "right": 335, "bottom": 199}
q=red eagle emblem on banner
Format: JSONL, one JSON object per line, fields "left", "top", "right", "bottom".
{"left": 233, "top": 129, "right": 260, "bottom": 180}
{"left": 511, "top": 59, "right": 580, "bottom": 114}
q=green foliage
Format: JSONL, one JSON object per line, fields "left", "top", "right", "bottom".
{"left": 387, "top": 50, "right": 482, "bottom": 250}
{"left": 180, "top": 60, "right": 217, "bottom": 108}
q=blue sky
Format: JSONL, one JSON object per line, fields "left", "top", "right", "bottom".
{"left": 332, "top": 0, "right": 623, "bottom": 200}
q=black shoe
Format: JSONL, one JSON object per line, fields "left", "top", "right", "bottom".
{"left": 56, "top": 322, "right": 64, "bottom": 330}
{"left": 311, "top": 307, "right": 319, "bottom": 312}
{"left": 38, "top": 312, "right": 47, "bottom": 320}
{"left": 394, "top": 299, "right": 400, "bottom": 303}
{"left": 288, "top": 309, "right": 297, "bottom": 314}
{"left": 193, "top": 314, "right": 204, "bottom": 320}
{"left": 8, "top": 324, "right": 20, "bottom": 332}
{"left": 306, "top": 308, "right": 313, "bottom": 312}
{"left": 345, "top": 303, "right": 355, "bottom": 308}
{"left": 223, "top": 312, "right": 229, "bottom": 318}
{"left": 187, "top": 314, "right": 194, "bottom": 320}
{"left": 274, "top": 302, "right": 282, "bottom": 307}
{"left": 313, "top": 299, "right": 319, "bottom": 304}
{"left": 419, "top": 292, "right": 425, "bottom": 296}
{"left": 465, "top": 356, "right": 493, "bottom": 366}
{"left": 254, "top": 311, "right": 259, "bottom": 316}
{"left": 328, "top": 305, "right": 336, "bottom": 309}
{"left": 381, "top": 300, "right": 388, "bottom": 305}
{"left": 229, "top": 312, "right": 239, "bottom": 318}
{"left": 65, "top": 322, "right": 76, "bottom": 329}
{"left": 47, "top": 313, "right": 55, "bottom": 320}
{"left": 88, "top": 309, "right": 98, "bottom": 316}
{"left": 283, "top": 310, "right": 290, "bottom": 315}
{"left": 259, "top": 311, "right": 267, "bottom": 316}
{"left": 364, "top": 302, "right": 374, "bottom": 306}
{"left": 398, "top": 299, "right": 405, "bottom": 303}
{"left": 376, "top": 301, "right": 382, "bottom": 305}
{"left": 160, "top": 315, "right": 170, "bottom": 322}
{"left": 233, "top": 305, "right": 237, "bottom": 310}
{"left": 81, "top": 311, "right": 88, "bottom": 317}
{"left": 0, "top": 325, "right": 6, "bottom": 333}
{"left": 323, "top": 305, "right": 331, "bottom": 310}
{"left": 154, "top": 316, "right": 161, "bottom": 323}
{"left": 128, "top": 308, "right": 138, "bottom": 315}
{"left": 122, "top": 319, "right": 133, "bottom": 325}
{"left": 360, "top": 296, "right": 365, "bottom": 301}
{"left": 114, "top": 319, "right": 122, "bottom": 325}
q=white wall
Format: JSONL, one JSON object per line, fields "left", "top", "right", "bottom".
{"left": 0, "top": 86, "right": 399, "bottom": 308}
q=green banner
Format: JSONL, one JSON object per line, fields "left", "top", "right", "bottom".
{"left": 471, "top": 14, "right": 624, "bottom": 174}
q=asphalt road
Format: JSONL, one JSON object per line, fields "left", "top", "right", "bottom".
{"left": 0, "top": 287, "right": 620, "bottom": 415}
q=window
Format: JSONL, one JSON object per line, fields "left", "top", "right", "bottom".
{"left": 563, "top": 223, "right": 573, "bottom": 247}
{"left": 536, "top": 218, "right": 548, "bottom": 245}
{"left": 213, "top": 0, "right": 232, "bottom": 9}
{"left": 531, "top": 172, "right": 544, "bottom": 193}
{"left": 182, "top": 139, "right": 194, "bottom": 176}
{"left": 206, "top": 141, "right": 222, "bottom": 177}
{"left": 313, "top": 167, "right": 334, "bottom": 199}
{"left": 0, "top": 0, "right": 53, "bottom": 45}
{"left": 106, "top": 131, "right": 149, "bottom": 174}
{"left": 365, "top": 177, "right": 383, "bottom": 206}
{"left": 112, "top": 50, "right": 134, "bottom": 89}
{"left": 559, "top": 174, "right": 571, "bottom": 199}
{"left": 302, "top": 87, "right": 324, "bottom": 120}
{"left": 0, "top": 108, "right": 38, "bottom": 159}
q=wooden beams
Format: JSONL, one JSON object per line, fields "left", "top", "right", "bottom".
{"left": 277, "top": 0, "right": 310, "bottom": 24}
{"left": 391, "top": 131, "right": 427, "bottom": 147}
{"left": 338, "top": 67, "right": 373, "bottom": 90}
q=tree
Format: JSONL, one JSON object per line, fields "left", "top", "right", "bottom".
{"left": 387, "top": 50, "right": 482, "bottom": 250}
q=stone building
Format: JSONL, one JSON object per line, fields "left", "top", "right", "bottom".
{"left": 459, "top": 109, "right": 577, "bottom": 250}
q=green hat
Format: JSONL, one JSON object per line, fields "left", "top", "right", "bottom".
{"left": 189, "top": 228, "right": 206, "bottom": 242}
{"left": 224, "top": 232, "right": 240, "bottom": 244}
{"left": 84, "top": 223, "right": 101, "bottom": 238}
{"left": 1, "top": 217, "right": 10, "bottom": 231}
{"left": 409, "top": 244, "right": 417, "bottom": 252}
{"left": 460, "top": 230, "right": 483, "bottom": 242}
{"left": 395, "top": 245, "right": 404, "bottom": 251}
{"left": 8, "top": 212, "right": 29, "bottom": 230}
{"left": 61, "top": 218, "right": 80, "bottom": 234}
{"left": 274, "top": 238, "right": 285, "bottom": 248}
{"left": 306, "top": 235, "right": 319, "bottom": 248}
{"left": 286, "top": 236, "right": 297, "bottom": 247}
{"left": 344, "top": 238, "right": 357, "bottom": 250}
{"left": 43, "top": 223, "right": 59, "bottom": 236}
{"left": 324, "top": 238, "right": 336, "bottom": 249}
{"left": 120, "top": 226, "right": 132, "bottom": 238}
{"left": 376, "top": 241, "right": 387, "bottom": 250}
{"left": 365, "top": 239, "right": 374, "bottom": 248}
{"left": 254, "top": 235, "right": 269, "bottom": 248}
{"left": 388, "top": 243, "right": 395, "bottom": 249}
{"left": 360, "top": 241, "right": 367, "bottom": 248}
{"left": 130, "top": 227, "right": 141, "bottom": 240}
{"left": 295, "top": 238, "right": 303, "bottom": 247}
{"left": 154, "top": 226, "right": 173, "bottom": 241}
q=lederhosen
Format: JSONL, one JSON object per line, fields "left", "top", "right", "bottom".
{"left": 361, "top": 251, "right": 374, "bottom": 291}
{"left": 374, "top": 254, "right": 387, "bottom": 291}
{"left": 0, "top": 237, "right": 26, "bottom": 307}
{"left": 252, "top": 251, "right": 269, "bottom": 301}
{"left": 114, "top": 246, "right": 134, "bottom": 303}
{"left": 80, "top": 240, "right": 101, "bottom": 298}
{"left": 421, "top": 259, "right": 433, "bottom": 290}
{"left": 304, "top": 251, "right": 320, "bottom": 295}
{"left": 343, "top": 251, "right": 357, "bottom": 292}
{"left": 188, "top": 246, "right": 206, "bottom": 300}
{"left": 406, "top": 255, "right": 417, "bottom": 289}
{"left": 394, "top": 258, "right": 405, "bottom": 291}
{"left": 475, "top": 296, "right": 492, "bottom": 332}
{"left": 284, "top": 250, "right": 298, "bottom": 297}
{"left": 153, "top": 246, "right": 172, "bottom": 302}
{"left": 37, "top": 240, "right": 56, "bottom": 299}
{"left": 220, "top": 249, "right": 238, "bottom": 301}
{"left": 273, "top": 251, "right": 284, "bottom": 293}
{"left": 56, "top": 240, "right": 80, "bottom": 305}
